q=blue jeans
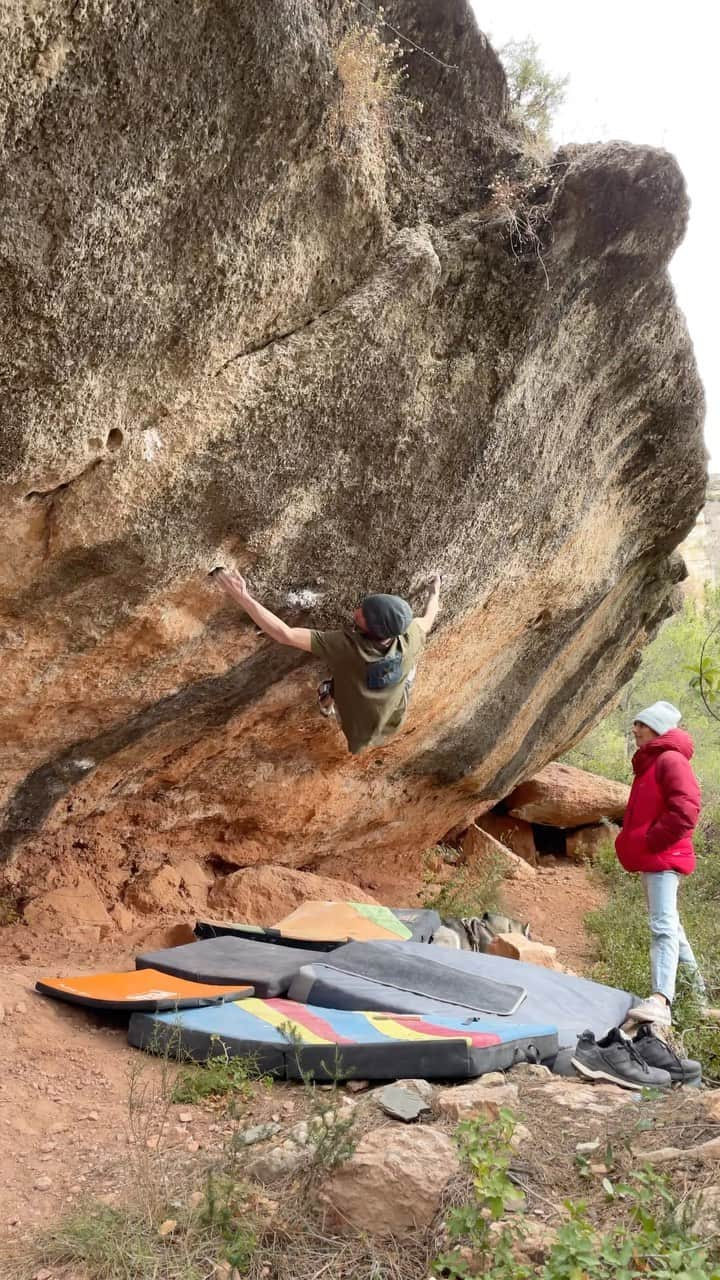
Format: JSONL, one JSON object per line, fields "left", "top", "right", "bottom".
{"left": 642, "top": 871, "right": 704, "bottom": 1003}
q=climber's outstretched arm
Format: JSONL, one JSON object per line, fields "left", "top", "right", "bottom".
{"left": 213, "top": 570, "right": 313, "bottom": 652}
{"left": 416, "top": 573, "right": 441, "bottom": 635}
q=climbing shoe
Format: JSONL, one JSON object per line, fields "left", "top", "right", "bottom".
{"left": 571, "top": 1027, "right": 672, "bottom": 1091}
{"left": 631, "top": 1023, "right": 702, "bottom": 1087}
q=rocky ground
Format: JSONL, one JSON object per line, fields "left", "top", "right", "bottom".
{"left": 1, "top": 862, "right": 718, "bottom": 1279}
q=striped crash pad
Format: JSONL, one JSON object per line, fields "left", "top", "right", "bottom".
{"left": 128, "top": 996, "right": 558, "bottom": 1081}
{"left": 36, "top": 968, "right": 254, "bottom": 1012}
{"left": 194, "top": 904, "right": 441, "bottom": 950}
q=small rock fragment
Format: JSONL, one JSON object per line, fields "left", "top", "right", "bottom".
{"left": 437, "top": 1080, "right": 519, "bottom": 1122}
{"left": 245, "top": 1144, "right": 308, "bottom": 1183}
{"left": 488, "top": 934, "right": 558, "bottom": 968}
{"left": 576, "top": 1138, "right": 601, "bottom": 1154}
{"left": 236, "top": 1122, "right": 281, "bottom": 1146}
{"left": 377, "top": 1084, "right": 430, "bottom": 1123}
{"left": 34, "top": 1176, "right": 52, "bottom": 1191}
{"left": 396, "top": 1078, "right": 435, "bottom": 1102}
{"left": 158, "top": 1219, "right": 177, "bottom": 1236}
{"left": 510, "top": 1063, "right": 552, "bottom": 1080}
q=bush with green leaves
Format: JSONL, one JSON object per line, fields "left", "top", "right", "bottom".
{"left": 564, "top": 587, "right": 720, "bottom": 800}
{"left": 423, "top": 851, "right": 505, "bottom": 919}
{"left": 435, "top": 1111, "right": 720, "bottom": 1280}
{"left": 498, "top": 38, "right": 568, "bottom": 146}
{"left": 171, "top": 1043, "right": 266, "bottom": 1104}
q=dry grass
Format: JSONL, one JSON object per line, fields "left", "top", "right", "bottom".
{"left": 333, "top": 21, "right": 403, "bottom": 136}
{"left": 6, "top": 1034, "right": 720, "bottom": 1279}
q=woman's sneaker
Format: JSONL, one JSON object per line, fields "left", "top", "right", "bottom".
{"left": 571, "top": 1028, "right": 672, "bottom": 1090}
{"left": 627, "top": 995, "right": 672, "bottom": 1027}
{"left": 631, "top": 1023, "right": 702, "bottom": 1086}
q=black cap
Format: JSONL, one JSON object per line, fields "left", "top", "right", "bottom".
{"left": 360, "top": 594, "right": 413, "bottom": 639}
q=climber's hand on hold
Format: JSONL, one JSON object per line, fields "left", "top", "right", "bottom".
{"left": 417, "top": 572, "right": 441, "bottom": 635}
{"left": 214, "top": 569, "right": 250, "bottom": 601}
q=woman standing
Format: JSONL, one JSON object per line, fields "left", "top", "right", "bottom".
{"left": 615, "top": 700, "right": 706, "bottom": 1027}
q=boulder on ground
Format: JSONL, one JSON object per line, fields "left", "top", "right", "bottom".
{"left": 487, "top": 933, "right": 558, "bottom": 968}
{"left": 207, "top": 865, "right": 377, "bottom": 923}
{"left": 566, "top": 823, "right": 620, "bottom": 862}
{"left": 24, "top": 875, "right": 113, "bottom": 932}
{"left": 124, "top": 864, "right": 184, "bottom": 914}
{"left": 460, "top": 826, "right": 536, "bottom": 880}
{"left": 317, "top": 1126, "right": 460, "bottom": 1232}
{"left": 505, "top": 763, "right": 629, "bottom": 828}
{"left": 475, "top": 813, "right": 538, "bottom": 865}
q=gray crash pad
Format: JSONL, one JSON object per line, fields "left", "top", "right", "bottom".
{"left": 135, "top": 936, "right": 321, "bottom": 998}
{"left": 290, "top": 939, "right": 526, "bottom": 1017}
{"left": 288, "top": 940, "right": 635, "bottom": 1049}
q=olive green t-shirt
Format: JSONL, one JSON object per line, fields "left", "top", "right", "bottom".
{"left": 310, "top": 621, "right": 426, "bottom": 754}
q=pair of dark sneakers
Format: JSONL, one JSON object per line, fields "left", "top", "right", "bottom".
{"left": 571, "top": 1024, "right": 702, "bottom": 1090}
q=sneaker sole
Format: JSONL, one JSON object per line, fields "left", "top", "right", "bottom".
{"left": 570, "top": 1057, "right": 644, "bottom": 1091}
{"left": 627, "top": 1007, "right": 672, "bottom": 1028}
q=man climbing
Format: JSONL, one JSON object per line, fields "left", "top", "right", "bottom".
{"left": 615, "top": 700, "right": 706, "bottom": 1027}
{"left": 214, "top": 570, "right": 441, "bottom": 754}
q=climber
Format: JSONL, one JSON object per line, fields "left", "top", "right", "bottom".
{"left": 213, "top": 569, "right": 441, "bottom": 754}
{"left": 614, "top": 701, "right": 706, "bottom": 1028}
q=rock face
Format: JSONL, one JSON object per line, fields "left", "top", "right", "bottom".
{"left": 475, "top": 813, "right": 538, "bottom": 864}
{"left": 460, "top": 825, "right": 537, "bottom": 880}
{"left": 0, "top": 1, "right": 706, "bottom": 909}
{"left": 206, "top": 866, "right": 378, "bottom": 922}
{"left": 505, "top": 764, "right": 630, "bottom": 828}
{"left": 566, "top": 823, "right": 620, "bottom": 862}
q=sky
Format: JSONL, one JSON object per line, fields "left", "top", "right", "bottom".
{"left": 471, "top": 1, "right": 719, "bottom": 467}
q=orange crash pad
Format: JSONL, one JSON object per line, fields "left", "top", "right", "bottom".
{"left": 36, "top": 968, "right": 253, "bottom": 1012}
{"left": 272, "top": 900, "right": 413, "bottom": 944}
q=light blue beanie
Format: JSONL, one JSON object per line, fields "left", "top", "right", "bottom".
{"left": 634, "top": 701, "right": 682, "bottom": 736}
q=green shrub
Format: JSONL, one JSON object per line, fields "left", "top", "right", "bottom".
{"left": 435, "top": 1112, "right": 720, "bottom": 1280}
{"left": 563, "top": 588, "right": 720, "bottom": 801}
{"left": 424, "top": 852, "right": 505, "bottom": 919}
{"left": 171, "top": 1045, "right": 265, "bottom": 1104}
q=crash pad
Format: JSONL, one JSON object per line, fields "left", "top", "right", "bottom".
{"left": 135, "top": 936, "right": 321, "bottom": 997}
{"left": 271, "top": 901, "right": 413, "bottom": 942}
{"left": 289, "top": 939, "right": 526, "bottom": 1016}
{"left": 36, "top": 968, "right": 253, "bottom": 1012}
{"left": 194, "top": 905, "right": 440, "bottom": 949}
{"left": 289, "top": 940, "right": 635, "bottom": 1049}
{"left": 128, "top": 996, "right": 558, "bottom": 1081}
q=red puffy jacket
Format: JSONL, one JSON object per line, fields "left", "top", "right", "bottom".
{"left": 615, "top": 729, "right": 700, "bottom": 875}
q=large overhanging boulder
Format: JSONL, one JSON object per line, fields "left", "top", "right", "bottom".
{"left": 0, "top": 0, "right": 705, "bottom": 905}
